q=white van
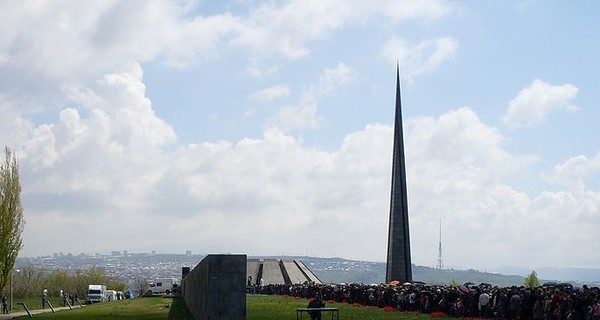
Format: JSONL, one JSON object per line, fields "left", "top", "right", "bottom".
{"left": 147, "top": 278, "right": 180, "bottom": 295}
{"left": 87, "top": 285, "right": 107, "bottom": 303}
{"left": 105, "top": 290, "right": 117, "bottom": 301}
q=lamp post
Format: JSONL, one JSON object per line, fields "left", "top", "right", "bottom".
{"left": 10, "top": 269, "right": 20, "bottom": 312}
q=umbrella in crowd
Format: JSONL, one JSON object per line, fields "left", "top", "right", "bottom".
{"left": 458, "top": 285, "right": 470, "bottom": 294}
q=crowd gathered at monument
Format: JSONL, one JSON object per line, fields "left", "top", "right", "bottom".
{"left": 254, "top": 281, "right": 600, "bottom": 320}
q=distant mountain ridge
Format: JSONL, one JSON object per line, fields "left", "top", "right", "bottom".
{"left": 16, "top": 253, "right": 600, "bottom": 287}
{"left": 287, "top": 256, "right": 600, "bottom": 286}
{"left": 491, "top": 265, "right": 600, "bottom": 283}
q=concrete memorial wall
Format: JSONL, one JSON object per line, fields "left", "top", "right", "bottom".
{"left": 182, "top": 254, "right": 246, "bottom": 320}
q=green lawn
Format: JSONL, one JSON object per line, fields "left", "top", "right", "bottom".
{"left": 10, "top": 295, "right": 434, "bottom": 320}
{"left": 247, "top": 295, "right": 431, "bottom": 320}
{"left": 12, "top": 297, "right": 192, "bottom": 320}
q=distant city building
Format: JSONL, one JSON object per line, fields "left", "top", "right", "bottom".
{"left": 185, "top": 250, "right": 192, "bottom": 256}
{"left": 111, "top": 251, "right": 121, "bottom": 256}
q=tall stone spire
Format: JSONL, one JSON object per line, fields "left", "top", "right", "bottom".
{"left": 385, "top": 65, "right": 412, "bottom": 283}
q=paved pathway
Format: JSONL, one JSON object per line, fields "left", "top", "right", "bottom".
{"left": 0, "top": 305, "right": 82, "bottom": 319}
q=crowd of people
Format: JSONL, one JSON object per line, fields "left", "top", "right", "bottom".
{"left": 255, "top": 281, "right": 600, "bottom": 320}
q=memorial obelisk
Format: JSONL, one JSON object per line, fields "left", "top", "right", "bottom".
{"left": 385, "top": 66, "right": 412, "bottom": 283}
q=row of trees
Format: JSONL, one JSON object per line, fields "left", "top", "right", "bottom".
{"left": 9, "top": 265, "right": 128, "bottom": 298}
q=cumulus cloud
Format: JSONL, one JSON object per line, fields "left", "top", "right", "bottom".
{"left": 248, "top": 85, "right": 291, "bottom": 103}
{"left": 15, "top": 92, "right": 600, "bottom": 268}
{"left": 0, "top": 1, "right": 241, "bottom": 80}
{"left": 318, "top": 63, "right": 356, "bottom": 94}
{"left": 502, "top": 79, "right": 579, "bottom": 127}
{"left": 267, "top": 100, "right": 322, "bottom": 132}
{"left": 21, "top": 63, "right": 176, "bottom": 214}
{"left": 0, "top": 95, "right": 34, "bottom": 149}
{"left": 382, "top": 36, "right": 458, "bottom": 80}
{"left": 400, "top": 108, "right": 600, "bottom": 268}
{"left": 3, "top": 0, "right": 598, "bottom": 270}
{"left": 232, "top": 0, "right": 451, "bottom": 59}
{"left": 543, "top": 153, "right": 600, "bottom": 192}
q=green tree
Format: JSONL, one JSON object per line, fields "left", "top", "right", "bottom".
{"left": 0, "top": 146, "right": 25, "bottom": 291}
{"left": 135, "top": 275, "right": 149, "bottom": 297}
{"left": 14, "top": 265, "right": 46, "bottom": 298}
{"left": 524, "top": 270, "right": 540, "bottom": 288}
{"left": 84, "top": 266, "right": 108, "bottom": 285}
{"left": 108, "top": 280, "right": 127, "bottom": 292}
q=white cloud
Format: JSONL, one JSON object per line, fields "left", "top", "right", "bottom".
{"left": 232, "top": 0, "right": 452, "bottom": 59}
{"left": 3, "top": 0, "right": 598, "bottom": 271}
{"left": 267, "top": 101, "right": 322, "bottom": 132}
{"left": 382, "top": 36, "right": 458, "bottom": 80}
{"left": 502, "top": 79, "right": 579, "bottom": 127}
{"left": 13, "top": 96, "right": 600, "bottom": 268}
{"left": 21, "top": 63, "right": 176, "bottom": 214}
{"left": 0, "top": 1, "right": 241, "bottom": 81}
{"left": 0, "top": 95, "right": 34, "bottom": 149}
{"left": 385, "top": 0, "right": 450, "bottom": 21}
{"left": 0, "top": 0, "right": 453, "bottom": 84}
{"left": 401, "top": 108, "right": 600, "bottom": 269}
{"left": 318, "top": 63, "right": 356, "bottom": 94}
{"left": 264, "top": 63, "right": 355, "bottom": 131}
{"left": 543, "top": 153, "right": 600, "bottom": 192}
{"left": 248, "top": 85, "right": 291, "bottom": 103}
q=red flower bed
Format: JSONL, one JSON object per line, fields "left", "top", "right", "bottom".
{"left": 430, "top": 312, "right": 448, "bottom": 317}
{"left": 384, "top": 306, "right": 396, "bottom": 312}
{"left": 353, "top": 303, "right": 362, "bottom": 307}
{"left": 327, "top": 299, "right": 335, "bottom": 304}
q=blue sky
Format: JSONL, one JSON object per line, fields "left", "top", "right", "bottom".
{"left": 1, "top": 0, "right": 599, "bottom": 271}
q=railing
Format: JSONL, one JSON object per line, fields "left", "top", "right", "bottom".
{"left": 296, "top": 307, "right": 339, "bottom": 320}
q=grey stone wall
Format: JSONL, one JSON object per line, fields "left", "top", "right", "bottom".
{"left": 182, "top": 254, "right": 246, "bottom": 320}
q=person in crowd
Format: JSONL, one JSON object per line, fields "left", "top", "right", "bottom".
{"left": 532, "top": 296, "right": 544, "bottom": 320}
{"left": 2, "top": 295, "right": 8, "bottom": 314}
{"left": 307, "top": 294, "right": 325, "bottom": 320}
{"left": 593, "top": 299, "right": 600, "bottom": 320}
{"left": 257, "top": 280, "right": 599, "bottom": 320}
{"left": 479, "top": 289, "right": 490, "bottom": 318}
{"left": 42, "top": 289, "right": 47, "bottom": 309}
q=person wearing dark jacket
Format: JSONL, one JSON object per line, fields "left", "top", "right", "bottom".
{"left": 307, "top": 295, "right": 326, "bottom": 320}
